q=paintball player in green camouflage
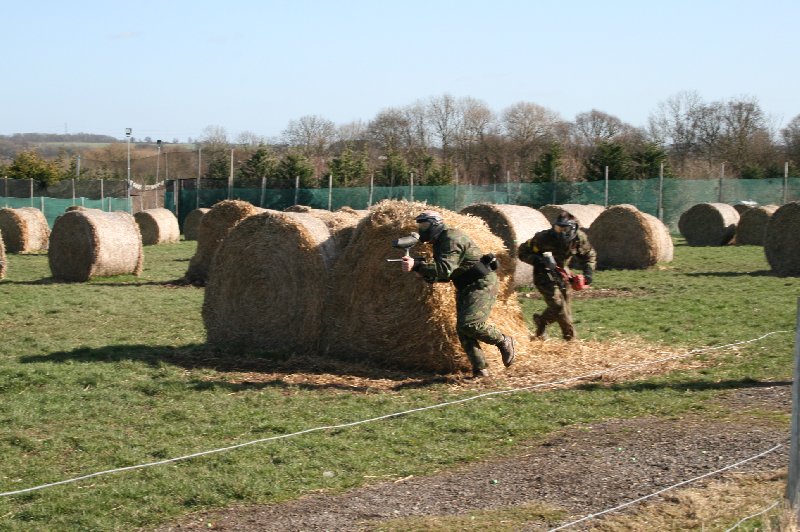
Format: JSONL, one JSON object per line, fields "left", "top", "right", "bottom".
{"left": 400, "top": 210, "right": 516, "bottom": 378}
{"left": 518, "top": 212, "right": 597, "bottom": 341}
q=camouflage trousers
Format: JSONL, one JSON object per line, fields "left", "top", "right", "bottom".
{"left": 535, "top": 281, "right": 575, "bottom": 340}
{"left": 455, "top": 272, "right": 505, "bottom": 371}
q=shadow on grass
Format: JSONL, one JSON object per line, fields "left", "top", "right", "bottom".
{"left": 19, "top": 343, "right": 451, "bottom": 392}
{"left": 683, "top": 270, "right": 775, "bottom": 278}
{"left": 576, "top": 377, "right": 792, "bottom": 393}
{"left": 2, "top": 278, "right": 196, "bottom": 287}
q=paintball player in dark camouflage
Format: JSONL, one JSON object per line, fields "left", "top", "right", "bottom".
{"left": 518, "top": 212, "right": 597, "bottom": 341}
{"left": 400, "top": 210, "right": 516, "bottom": 378}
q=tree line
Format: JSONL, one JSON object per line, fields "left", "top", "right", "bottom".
{"left": 2, "top": 91, "right": 799, "bottom": 188}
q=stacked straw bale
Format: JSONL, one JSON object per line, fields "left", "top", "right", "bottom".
{"left": 588, "top": 204, "right": 673, "bottom": 269}
{"left": 0, "top": 230, "right": 6, "bottom": 279}
{"left": 0, "top": 207, "right": 50, "bottom": 253}
{"left": 678, "top": 203, "right": 739, "bottom": 246}
{"left": 288, "top": 207, "right": 364, "bottom": 258}
{"left": 48, "top": 210, "right": 143, "bottom": 282}
{"left": 459, "top": 203, "right": 550, "bottom": 287}
{"left": 203, "top": 211, "right": 338, "bottom": 355}
{"left": 321, "top": 200, "right": 530, "bottom": 373}
{"left": 735, "top": 205, "right": 778, "bottom": 246}
{"left": 764, "top": 201, "right": 800, "bottom": 276}
{"left": 185, "top": 200, "right": 266, "bottom": 285}
{"left": 134, "top": 208, "right": 180, "bottom": 245}
{"left": 540, "top": 204, "right": 604, "bottom": 229}
{"left": 182, "top": 208, "right": 209, "bottom": 241}
{"left": 65, "top": 205, "right": 101, "bottom": 213}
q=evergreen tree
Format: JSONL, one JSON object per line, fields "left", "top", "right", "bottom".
{"left": 328, "top": 146, "right": 368, "bottom": 186}
{"left": 237, "top": 146, "right": 278, "bottom": 181}
{"left": 376, "top": 152, "right": 410, "bottom": 187}
{"left": 7, "top": 150, "right": 62, "bottom": 186}
{"left": 275, "top": 152, "right": 315, "bottom": 188}
{"left": 584, "top": 141, "right": 632, "bottom": 180}
{"left": 531, "top": 143, "right": 562, "bottom": 183}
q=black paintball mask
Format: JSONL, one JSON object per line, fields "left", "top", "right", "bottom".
{"left": 553, "top": 214, "right": 578, "bottom": 245}
{"left": 415, "top": 210, "right": 445, "bottom": 243}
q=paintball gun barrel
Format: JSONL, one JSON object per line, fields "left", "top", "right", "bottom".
{"left": 386, "top": 232, "right": 420, "bottom": 262}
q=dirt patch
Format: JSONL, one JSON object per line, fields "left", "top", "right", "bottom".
{"left": 520, "top": 287, "right": 648, "bottom": 300}
{"left": 159, "top": 385, "right": 790, "bottom": 531}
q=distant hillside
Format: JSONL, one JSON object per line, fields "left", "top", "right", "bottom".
{"left": 1, "top": 133, "right": 119, "bottom": 143}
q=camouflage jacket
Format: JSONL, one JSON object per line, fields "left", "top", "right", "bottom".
{"left": 518, "top": 228, "right": 597, "bottom": 277}
{"left": 415, "top": 226, "right": 484, "bottom": 285}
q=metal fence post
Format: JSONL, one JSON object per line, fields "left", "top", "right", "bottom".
{"left": 410, "top": 172, "right": 414, "bottom": 202}
{"left": 785, "top": 162, "right": 789, "bottom": 205}
{"left": 260, "top": 177, "right": 266, "bottom": 208}
{"left": 294, "top": 175, "right": 299, "bottom": 206}
{"left": 328, "top": 173, "right": 333, "bottom": 211}
{"left": 368, "top": 173, "right": 374, "bottom": 208}
{"left": 658, "top": 163, "right": 664, "bottom": 221}
{"left": 718, "top": 163, "right": 725, "bottom": 203}
{"left": 604, "top": 166, "right": 609, "bottom": 208}
{"left": 30, "top": 178, "right": 33, "bottom": 207}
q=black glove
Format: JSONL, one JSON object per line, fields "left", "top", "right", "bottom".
{"left": 583, "top": 268, "right": 593, "bottom": 285}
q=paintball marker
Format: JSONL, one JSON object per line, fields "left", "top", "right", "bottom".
{"left": 541, "top": 252, "right": 587, "bottom": 291}
{"left": 386, "top": 232, "right": 420, "bottom": 262}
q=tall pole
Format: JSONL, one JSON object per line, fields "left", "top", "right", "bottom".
{"left": 785, "top": 161, "right": 790, "bottom": 205}
{"left": 552, "top": 168, "right": 558, "bottom": 205}
{"left": 260, "top": 176, "right": 266, "bottom": 208}
{"left": 328, "top": 173, "right": 333, "bottom": 211}
{"left": 125, "top": 128, "right": 132, "bottom": 212}
{"left": 658, "top": 162, "right": 664, "bottom": 221}
{"left": 156, "top": 140, "right": 162, "bottom": 183}
{"left": 718, "top": 162, "right": 725, "bottom": 203}
{"left": 604, "top": 166, "right": 609, "bottom": 208}
{"left": 227, "top": 148, "right": 234, "bottom": 199}
{"left": 294, "top": 175, "right": 300, "bottom": 205}
{"left": 196, "top": 147, "right": 202, "bottom": 209}
{"left": 410, "top": 172, "right": 414, "bottom": 202}
{"left": 76, "top": 155, "right": 81, "bottom": 177}
{"left": 368, "top": 173, "right": 374, "bottom": 208}
{"left": 71, "top": 178, "right": 76, "bottom": 206}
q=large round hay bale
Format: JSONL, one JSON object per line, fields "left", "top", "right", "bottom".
{"left": 678, "top": 203, "right": 739, "bottom": 246}
{"left": 764, "top": 202, "right": 800, "bottom": 276}
{"left": 733, "top": 202, "right": 757, "bottom": 215}
{"left": 0, "top": 207, "right": 50, "bottom": 253}
{"left": 588, "top": 204, "right": 673, "bottom": 269}
{"left": 204, "top": 211, "right": 337, "bottom": 355}
{"left": 183, "top": 208, "right": 209, "bottom": 241}
{"left": 321, "top": 200, "right": 530, "bottom": 373}
{"left": 292, "top": 207, "right": 364, "bottom": 258}
{"left": 459, "top": 203, "right": 550, "bottom": 287}
{"left": 185, "top": 200, "right": 266, "bottom": 285}
{"left": 539, "top": 204, "right": 604, "bottom": 229}
{"left": 735, "top": 205, "right": 778, "bottom": 246}
{"left": 48, "top": 210, "right": 143, "bottom": 282}
{"left": 0, "top": 230, "right": 6, "bottom": 280}
{"left": 134, "top": 208, "right": 180, "bottom": 245}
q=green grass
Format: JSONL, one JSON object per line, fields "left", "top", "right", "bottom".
{"left": 0, "top": 239, "right": 798, "bottom": 530}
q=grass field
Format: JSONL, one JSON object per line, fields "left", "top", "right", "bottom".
{"left": 0, "top": 239, "right": 797, "bottom": 530}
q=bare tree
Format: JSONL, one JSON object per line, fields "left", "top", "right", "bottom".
{"left": 648, "top": 91, "right": 704, "bottom": 172}
{"left": 501, "top": 101, "right": 561, "bottom": 179}
{"left": 282, "top": 115, "right": 337, "bottom": 158}
{"left": 367, "top": 108, "right": 410, "bottom": 155}
{"left": 573, "top": 109, "right": 627, "bottom": 146}
{"left": 427, "top": 94, "right": 461, "bottom": 158}
{"left": 455, "top": 97, "right": 496, "bottom": 179}
{"left": 782, "top": 114, "right": 800, "bottom": 169}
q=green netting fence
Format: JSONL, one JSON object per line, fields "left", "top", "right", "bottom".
{"left": 166, "top": 177, "right": 800, "bottom": 233}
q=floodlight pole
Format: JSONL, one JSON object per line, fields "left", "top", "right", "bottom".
{"left": 125, "top": 128, "right": 132, "bottom": 211}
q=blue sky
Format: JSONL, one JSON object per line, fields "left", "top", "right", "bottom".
{"left": 2, "top": 0, "right": 797, "bottom": 141}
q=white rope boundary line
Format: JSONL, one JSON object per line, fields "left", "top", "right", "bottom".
{"left": 724, "top": 500, "right": 782, "bottom": 532}
{"left": 0, "top": 330, "right": 789, "bottom": 498}
{"left": 548, "top": 442, "right": 785, "bottom": 531}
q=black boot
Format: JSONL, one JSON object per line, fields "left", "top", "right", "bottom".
{"left": 533, "top": 313, "right": 547, "bottom": 339}
{"left": 498, "top": 335, "right": 516, "bottom": 367}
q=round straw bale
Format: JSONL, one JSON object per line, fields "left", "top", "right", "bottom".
{"left": 764, "top": 202, "right": 800, "bottom": 276}
{"left": 48, "top": 210, "right": 143, "bottom": 282}
{"left": 0, "top": 230, "right": 6, "bottom": 279}
{"left": 588, "top": 204, "right": 673, "bottom": 269}
{"left": 321, "top": 200, "right": 530, "bottom": 373}
{"left": 293, "top": 208, "right": 364, "bottom": 258}
{"left": 203, "top": 211, "right": 337, "bottom": 355}
{"left": 185, "top": 200, "right": 266, "bottom": 285}
{"left": 459, "top": 203, "right": 550, "bottom": 287}
{"left": 65, "top": 205, "right": 102, "bottom": 213}
{"left": 678, "top": 203, "right": 739, "bottom": 246}
{"left": 134, "top": 208, "right": 180, "bottom": 245}
{"left": 540, "top": 204, "right": 604, "bottom": 229}
{"left": 0, "top": 207, "right": 50, "bottom": 253}
{"left": 735, "top": 205, "right": 778, "bottom": 246}
{"left": 182, "top": 208, "right": 209, "bottom": 241}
